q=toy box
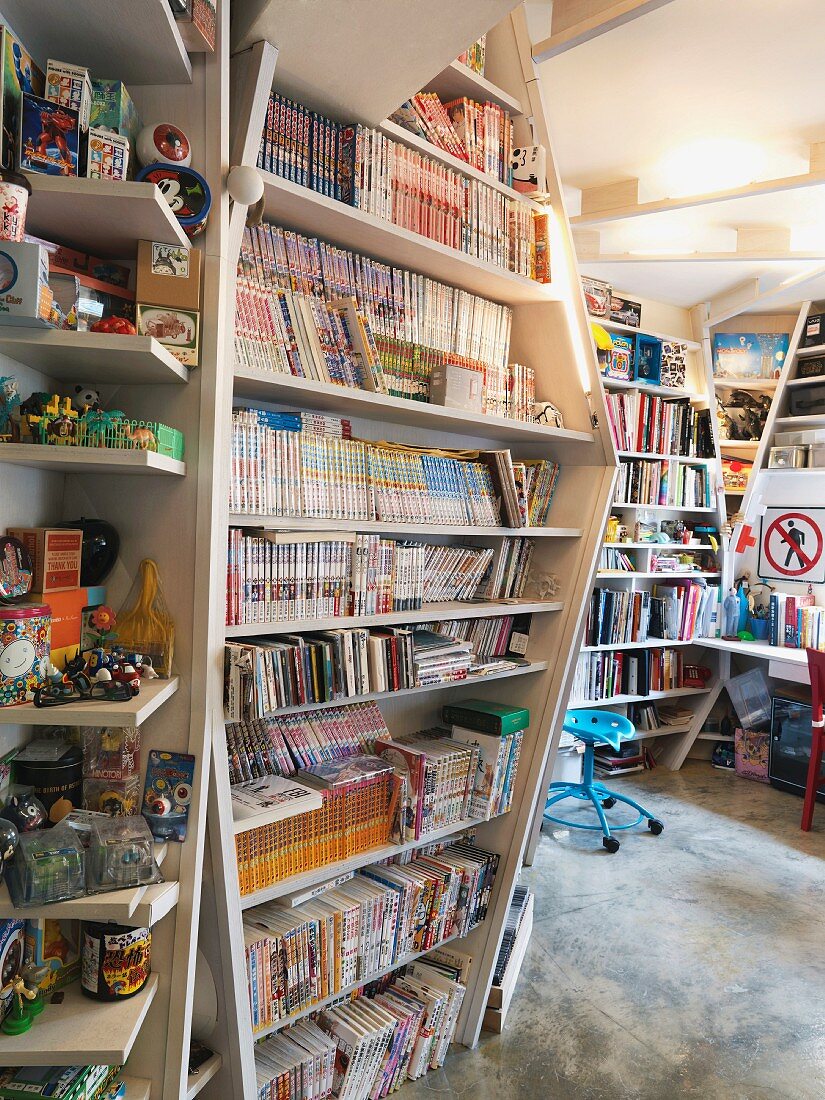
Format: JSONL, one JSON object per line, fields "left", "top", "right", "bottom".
{"left": 10, "top": 822, "right": 86, "bottom": 905}
{"left": 0, "top": 26, "right": 44, "bottom": 172}
{"left": 143, "top": 749, "right": 195, "bottom": 842}
{"left": 83, "top": 775, "right": 141, "bottom": 817}
{"left": 0, "top": 239, "right": 53, "bottom": 326}
{"left": 137, "top": 303, "right": 200, "bottom": 367}
{"left": 90, "top": 78, "right": 141, "bottom": 151}
{"left": 19, "top": 92, "right": 80, "bottom": 176}
{"left": 660, "top": 341, "right": 688, "bottom": 388}
{"left": 173, "top": 0, "right": 217, "bottom": 51}
{"left": 609, "top": 294, "right": 641, "bottom": 328}
{"left": 45, "top": 60, "right": 92, "bottom": 132}
{"left": 86, "top": 126, "right": 129, "bottom": 181}
{"left": 24, "top": 917, "right": 81, "bottom": 991}
{"left": 606, "top": 334, "right": 633, "bottom": 380}
{"left": 634, "top": 333, "right": 662, "bottom": 385}
{"left": 29, "top": 585, "right": 105, "bottom": 668}
{"left": 712, "top": 332, "right": 789, "bottom": 378}
{"left": 582, "top": 275, "right": 611, "bottom": 318}
{"left": 6, "top": 527, "right": 82, "bottom": 593}
{"left": 0, "top": 919, "right": 25, "bottom": 1019}
{"left": 136, "top": 240, "right": 202, "bottom": 310}
{"left": 82, "top": 725, "right": 141, "bottom": 816}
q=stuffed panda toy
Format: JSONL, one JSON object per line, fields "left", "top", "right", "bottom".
{"left": 71, "top": 386, "right": 101, "bottom": 413}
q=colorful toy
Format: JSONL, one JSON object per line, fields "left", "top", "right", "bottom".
{"left": 0, "top": 968, "right": 36, "bottom": 1033}
{"left": 0, "top": 169, "right": 30, "bottom": 242}
{"left": 9, "top": 821, "right": 85, "bottom": 906}
{"left": 0, "top": 536, "right": 33, "bottom": 600}
{"left": 89, "top": 315, "right": 136, "bottom": 335}
{"left": 0, "top": 792, "right": 46, "bottom": 832}
{"left": 0, "top": 602, "right": 49, "bottom": 707}
{"left": 70, "top": 386, "right": 101, "bottom": 413}
{"left": 0, "top": 376, "right": 20, "bottom": 439}
{"left": 87, "top": 815, "right": 159, "bottom": 891}
{"left": 136, "top": 121, "right": 191, "bottom": 166}
{"left": 20, "top": 961, "right": 48, "bottom": 1017}
{"left": 32, "top": 650, "right": 133, "bottom": 708}
{"left": 19, "top": 93, "right": 79, "bottom": 176}
{"left": 137, "top": 163, "right": 211, "bottom": 237}
{"left": 142, "top": 749, "right": 194, "bottom": 841}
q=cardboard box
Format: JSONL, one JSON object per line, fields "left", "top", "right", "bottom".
{"left": 173, "top": 0, "right": 217, "bottom": 51}
{"left": 136, "top": 240, "right": 201, "bottom": 310}
{"left": 27, "top": 237, "right": 131, "bottom": 289}
{"left": 137, "top": 302, "right": 199, "bottom": 366}
{"left": 33, "top": 585, "right": 105, "bottom": 668}
{"left": 712, "top": 332, "right": 789, "bottom": 379}
{"left": 0, "top": 26, "right": 44, "bottom": 172}
{"left": 6, "top": 527, "right": 82, "bottom": 592}
{"left": 45, "top": 60, "right": 91, "bottom": 131}
{"left": 609, "top": 294, "right": 642, "bottom": 328}
{"left": 24, "top": 917, "right": 81, "bottom": 992}
{"left": 19, "top": 92, "right": 80, "bottom": 176}
{"left": 86, "top": 126, "right": 129, "bottom": 181}
{"left": 606, "top": 334, "right": 633, "bottom": 380}
{"left": 428, "top": 362, "right": 483, "bottom": 412}
{"left": 90, "top": 78, "right": 141, "bottom": 148}
{"left": 0, "top": 239, "right": 54, "bottom": 326}
{"left": 802, "top": 312, "right": 825, "bottom": 348}
{"left": 582, "top": 275, "right": 611, "bottom": 317}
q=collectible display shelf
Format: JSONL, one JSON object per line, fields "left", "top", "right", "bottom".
{"left": 567, "top": 684, "right": 715, "bottom": 709}
{"left": 227, "top": 660, "right": 550, "bottom": 720}
{"left": 0, "top": 444, "right": 186, "bottom": 476}
{"left": 0, "top": 676, "right": 179, "bottom": 727}
{"left": 258, "top": 171, "right": 561, "bottom": 305}
{"left": 594, "top": 571, "right": 722, "bottom": 579}
{"left": 0, "top": 331, "right": 190, "bottom": 385}
{"left": 0, "top": 974, "right": 159, "bottom": 1065}
{"left": 611, "top": 502, "right": 716, "bottom": 512}
{"left": 186, "top": 1054, "right": 223, "bottom": 1100}
{"left": 0, "top": 877, "right": 178, "bottom": 926}
{"left": 200, "top": 7, "right": 618, "bottom": 1097}
{"left": 713, "top": 378, "right": 779, "bottom": 392}
{"left": 229, "top": 514, "right": 584, "bottom": 537}
{"left": 224, "top": 598, "right": 565, "bottom": 638}
{"left": 600, "top": 376, "right": 705, "bottom": 401}
{"left": 581, "top": 638, "right": 697, "bottom": 652}
{"left": 587, "top": 313, "right": 702, "bottom": 351}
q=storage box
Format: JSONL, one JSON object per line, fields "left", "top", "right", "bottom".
{"left": 634, "top": 333, "right": 662, "bottom": 385}
{"left": 809, "top": 442, "right": 825, "bottom": 468}
{"left": 609, "top": 294, "right": 641, "bottom": 328}
{"left": 797, "top": 354, "right": 825, "bottom": 379}
{"left": 428, "top": 361, "right": 483, "bottom": 412}
{"left": 802, "top": 312, "right": 825, "bottom": 348}
{"left": 712, "top": 332, "right": 789, "bottom": 378}
{"left": 31, "top": 584, "right": 105, "bottom": 668}
{"left": 173, "top": 0, "right": 217, "bottom": 51}
{"left": 582, "top": 276, "right": 611, "bottom": 317}
{"left": 86, "top": 126, "right": 129, "bottom": 181}
{"left": 0, "top": 240, "right": 53, "bottom": 327}
{"left": 769, "top": 445, "right": 808, "bottom": 469}
{"left": 24, "top": 917, "right": 81, "bottom": 991}
{"left": 773, "top": 431, "right": 806, "bottom": 446}
{"left": 606, "top": 333, "right": 633, "bottom": 380}
{"left": 727, "top": 668, "right": 771, "bottom": 729}
{"left": 19, "top": 92, "right": 80, "bottom": 175}
{"left": 660, "top": 341, "right": 687, "bottom": 388}
{"left": 136, "top": 303, "right": 200, "bottom": 366}
{"left": 136, "top": 240, "right": 202, "bottom": 310}
{"left": 734, "top": 727, "right": 769, "bottom": 783}
{"left": 45, "top": 60, "right": 92, "bottom": 131}
{"left": 6, "top": 527, "right": 82, "bottom": 593}
{"left": 0, "top": 27, "right": 44, "bottom": 172}
{"left": 50, "top": 272, "right": 135, "bottom": 330}
{"left": 90, "top": 78, "right": 141, "bottom": 149}
{"left": 34, "top": 239, "right": 130, "bottom": 289}
{"left": 790, "top": 382, "right": 825, "bottom": 417}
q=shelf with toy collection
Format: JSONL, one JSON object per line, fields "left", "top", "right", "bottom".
{"left": 196, "top": 8, "right": 618, "bottom": 1099}
{"left": 0, "top": 5, "right": 227, "bottom": 1099}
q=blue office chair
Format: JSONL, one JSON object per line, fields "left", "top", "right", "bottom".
{"left": 544, "top": 710, "right": 664, "bottom": 853}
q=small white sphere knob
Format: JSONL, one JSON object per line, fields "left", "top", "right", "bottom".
{"left": 227, "top": 164, "right": 264, "bottom": 206}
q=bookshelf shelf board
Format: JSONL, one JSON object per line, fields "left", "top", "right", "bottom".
{"left": 0, "top": 973, "right": 158, "bottom": 1065}
{"left": 253, "top": 930, "right": 462, "bottom": 1040}
{"left": 632, "top": 724, "right": 694, "bottom": 738}
{"left": 699, "top": 636, "right": 809, "bottom": 665}
{"left": 568, "top": 685, "right": 714, "bottom": 709}
{"left": 587, "top": 315, "right": 701, "bottom": 351}
{"left": 611, "top": 502, "right": 716, "bottom": 513}
{"left": 27, "top": 177, "right": 189, "bottom": 257}
{"left": 258, "top": 171, "right": 558, "bottom": 305}
{"left": 617, "top": 451, "right": 714, "bottom": 464}
{"left": 240, "top": 814, "right": 492, "bottom": 910}
{"left": 762, "top": 468, "right": 824, "bottom": 478}
{"left": 0, "top": 878, "right": 179, "bottom": 926}
{"left": 786, "top": 375, "right": 825, "bottom": 388}
{"left": 696, "top": 731, "right": 735, "bottom": 741}
{"left": 379, "top": 119, "right": 533, "bottom": 204}
{"left": 712, "top": 378, "right": 779, "bottom": 392}
{"left": 227, "top": 660, "right": 549, "bottom": 722}
{"left": 229, "top": 515, "right": 583, "bottom": 539}
{"left": 0, "top": 445, "right": 186, "bottom": 477}
{"left": 773, "top": 414, "right": 825, "bottom": 428}
{"left": 0, "top": 331, "right": 189, "bottom": 385}
{"left": 602, "top": 541, "right": 716, "bottom": 550}
{"left": 0, "top": 0, "right": 191, "bottom": 85}
{"left": 424, "top": 60, "right": 522, "bottom": 115}
{"left": 0, "top": 676, "right": 179, "bottom": 728}
{"left": 122, "top": 1078, "right": 151, "bottom": 1100}
{"left": 225, "top": 599, "right": 563, "bottom": 638}
{"left": 600, "top": 377, "right": 704, "bottom": 400}
{"left": 233, "top": 369, "right": 593, "bottom": 448}
{"left": 580, "top": 639, "right": 700, "bottom": 652}
{"left": 187, "top": 1054, "right": 223, "bottom": 1100}
{"left": 796, "top": 343, "right": 825, "bottom": 358}
{"left": 595, "top": 571, "right": 721, "bottom": 579}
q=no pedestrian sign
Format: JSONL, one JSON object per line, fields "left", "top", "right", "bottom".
{"left": 759, "top": 508, "right": 825, "bottom": 583}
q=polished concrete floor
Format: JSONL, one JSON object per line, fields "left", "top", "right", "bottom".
{"left": 404, "top": 761, "right": 825, "bottom": 1100}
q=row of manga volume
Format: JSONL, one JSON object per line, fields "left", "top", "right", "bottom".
{"left": 228, "top": 408, "right": 560, "bottom": 527}
{"left": 225, "top": 527, "right": 536, "bottom": 627}
{"left": 396, "top": 92, "right": 514, "bottom": 184}
{"left": 224, "top": 616, "right": 534, "bottom": 722}
{"left": 605, "top": 393, "right": 714, "bottom": 458}
{"left": 586, "top": 583, "right": 718, "bottom": 646}
{"left": 768, "top": 591, "right": 825, "bottom": 649}
{"left": 253, "top": 949, "right": 470, "bottom": 1100}
{"left": 614, "top": 459, "right": 712, "bottom": 509}
{"left": 256, "top": 92, "right": 542, "bottom": 278}
{"left": 571, "top": 647, "right": 687, "bottom": 702}
{"left": 243, "top": 842, "right": 499, "bottom": 1030}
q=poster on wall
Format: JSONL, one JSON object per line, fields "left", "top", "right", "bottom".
{"left": 758, "top": 508, "right": 825, "bottom": 583}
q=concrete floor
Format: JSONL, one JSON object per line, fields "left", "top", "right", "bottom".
{"left": 404, "top": 761, "right": 825, "bottom": 1100}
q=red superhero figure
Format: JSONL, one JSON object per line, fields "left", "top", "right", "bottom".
{"left": 37, "top": 106, "right": 75, "bottom": 170}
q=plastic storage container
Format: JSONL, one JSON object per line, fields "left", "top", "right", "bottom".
{"left": 10, "top": 821, "right": 85, "bottom": 905}
{"left": 727, "top": 668, "right": 772, "bottom": 730}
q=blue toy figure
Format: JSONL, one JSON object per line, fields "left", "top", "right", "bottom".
{"left": 544, "top": 710, "right": 664, "bottom": 852}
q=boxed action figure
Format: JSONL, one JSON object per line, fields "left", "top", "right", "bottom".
{"left": 45, "top": 60, "right": 92, "bottom": 131}
{"left": 0, "top": 26, "right": 44, "bottom": 171}
{"left": 19, "top": 92, "right": 79, "bottom": 175}
{"left": 86, "top": 126, "right": 129, "bottom": 181}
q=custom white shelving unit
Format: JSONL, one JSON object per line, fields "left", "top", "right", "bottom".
{"left": 197, "top": 6, "right": 618, "bottom": 1098}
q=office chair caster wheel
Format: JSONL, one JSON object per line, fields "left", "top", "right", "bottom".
{"left": 602, "top": 836, "right": 620, "bottom": 853}
{"left": 601, "top": 797, "right": 616, "bottom": 808}
{"left": 648, "top": 819, "right": 664, "bottom": 835}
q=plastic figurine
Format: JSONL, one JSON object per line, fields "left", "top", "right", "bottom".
{"left": 0, "top": 792, "right": 46, "bottom": 832}
{"left": 20, "top": 962, "right": 48, "bottom": 1018}
{"left": 0, "top": 971, "right": 37, "bottom": 1034}
{"left": 0, "top": 819, "right": 18, "bottom": 884}
{"left": 70, "top": 386, "right": 101, "bottom": 413}
{"left": 723, "top": 588, "right": 740, "bottom": 640}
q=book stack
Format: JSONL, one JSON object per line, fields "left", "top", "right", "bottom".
{"left": 614, "top": 458, "right": 712, "bottom": 508}
{"left": 253, "top": 1022, "right": 338, "bottom": 1100}
{"left": 491, "top": 884, "right": 532, "bottom": 986}
{"left": 412, "top": 629, "right": 474, "bottom": 687}
{"left": 480, "top": 537, "right": 534, "bottom": 600}
{"left": 571, "top": 647, "right": 686, "bottom": 702}
{"left": 594, "top": 743, "right": 645, "bottom": 777}
{"left": 604, "top": 393, "right": 714, "bottom": 457}
{"left": 441, "top": 699, "right": 529, "bottom": 820}
{"left": 649, "top": 581, "right": 720, "bottom": 641}
{"left": 243, "top": 844, "right": 498, "bottom": 1031}
{"left": 599, "top": 546, "right": 636, "bottom": 573}
{"left": 403, "top": 92, "right": 514, "bottom": 185}
{"left": 420, "top": 613, "right": 532, "bottom": 661}
{"left": 585, "top": 589, "right": 652, "bottom": 646}
{"left": 768, "top": 591, "right": 823, "bottom": 648}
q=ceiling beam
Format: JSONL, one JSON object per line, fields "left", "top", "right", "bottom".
{"left": 736, "top": 227, "right": 791, "bottom": 256}
{"left": 532, "top": 0, "right": 678, "bottom": 62}
{"left": 580, "top": 177, "right": 639, "bottom": 217}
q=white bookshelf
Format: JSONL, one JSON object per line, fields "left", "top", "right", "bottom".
{"left": 0, "top": 332, "right": 190, "bottom": 385}
{"left": 0, "top": 677, "right": 179, "bottom": 728}
{"left": 0, "top": 445, "right": 186, "bottom": 477}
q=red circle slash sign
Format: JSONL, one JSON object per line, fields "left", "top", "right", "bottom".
{"left": 764, "top": 512, "right": 823, "bottom": 577}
